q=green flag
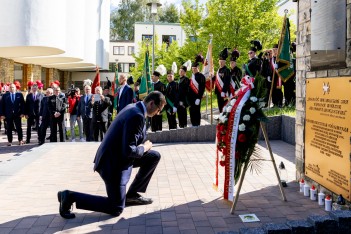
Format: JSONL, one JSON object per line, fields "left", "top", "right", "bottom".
{"left": 113, "top": 63, "right": 119, "bottom": 110}
{"left": 277, "top": 15, "right": 295, "bottom": 82}
{"left": 139, "top": 51, "right": 153, "bottom": 100}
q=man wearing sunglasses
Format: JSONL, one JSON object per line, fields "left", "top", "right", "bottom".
{"left": 57, "top": 91, "right": 166, "bottom": 219}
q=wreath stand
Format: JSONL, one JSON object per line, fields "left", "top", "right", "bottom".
{"left": 230, "top": 122, "right": 287, "bottom": 214}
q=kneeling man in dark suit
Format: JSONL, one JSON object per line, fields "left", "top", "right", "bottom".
{"left": 57, "top": 91, "right": 166, "bottom": 219}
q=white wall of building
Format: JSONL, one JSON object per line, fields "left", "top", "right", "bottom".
{"left": 0, "top": 0, "right": 110, "bottom": 70}
{"left": 134, "top": 22, "right": 186, "bottom": 56}
{"left": 109, "top": 41, "right": 136, "bottom": 63}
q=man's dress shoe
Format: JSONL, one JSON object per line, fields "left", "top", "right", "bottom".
{"left": 57, "top": 190, "right": 75, "bottom": 219}
{"left": 126, "top": 193, "right": 153, "bottom": 206}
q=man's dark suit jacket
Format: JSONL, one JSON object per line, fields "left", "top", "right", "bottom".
{"left": 0, "top": 92, "right": 25, "bottom": 118}
{"left": 93, "top": 101, "right": 146, "bottom": 179}
{"left": 48, "top": 95, "right": 66, "bottom": 116}
{"left": 25, "top": 92, "right": 44, "bottom": 116}
{"left": 77, "top": 94, "right": 92, "bottom": 118}
{"left": 90, "top": 97, "right": 111, "bottom": 123}
{"left": 116, "top": 85, "right": 134, "bottom": 113}
{"left": 39, "top": 96, "right": 50, "bottom": 119}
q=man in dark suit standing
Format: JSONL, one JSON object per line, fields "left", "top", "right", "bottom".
{"left": 150, "top": 71, "right": 166, "bottom": 132}
{"left": 38, "top": 88, "right": 53, "bottom": 145}
{"left": 115, "top": 74, "right": 134, "bottom": 114}
{"left": 77, "top": 85, "right": 93, "bottom": 141}
{"left": 24, "top": 83, "right": 44, "bottom": 143}
{"left": 103, "top": 86, "right": 114, "bottom": 128}
{"left": 91, "top": 86, "right": 111, "bottom": 141}
{"left": 0, "top": 83, "right": 25, "bottom": 146}
{"left": 57, "top": 91, "right": 166, "bottom": 219}
{"left": 48, "top": 87, "right": 66, "bottom": 142}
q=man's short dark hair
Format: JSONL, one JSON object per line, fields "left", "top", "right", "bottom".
{"left": 144, "top": 91, "right": 166, "bottom": 106}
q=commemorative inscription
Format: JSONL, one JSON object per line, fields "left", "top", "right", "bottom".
{"left": 305, "top": 77, "right": 351, "bottom": 200}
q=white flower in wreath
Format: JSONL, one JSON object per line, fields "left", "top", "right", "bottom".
{"left": 222, "top": 106, "right": 227, "bottom": 113}
{"left": 239, "top": 123, "right": 246, "bottom": 131}
{"left": 243, "top": 115, "right": 251, "bottom": 121}
{"left": 249, "top": 107, "right": 256, "bottom": 114}
{"left": 230, "top": 98, "right": 237, "bottom": 105}
{"left": 219, "top": 114, "right": 227, "bottom": 123}
{"left": 250, "top": 96, "right": 258, "bottom": 102}
{"left": 227, "top": 105, "right": 232, "bottom": 113}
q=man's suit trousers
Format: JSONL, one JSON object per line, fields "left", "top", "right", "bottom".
{"left": 70, "top": 150, "right": 161, "bottom": 215}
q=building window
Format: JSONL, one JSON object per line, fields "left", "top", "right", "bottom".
{"left": 142, "top": 35, "right": 153, "bottom": 41}
{"left": 117, "top": 63, "right": 136, "bottom": 73}
{"left": 128, "top": 46, "right": 134, "bottom": 55}
{"left": 113, "top": 46, "right": 125, "bottom": 55}
{"left": 189, "top": 36, "right": 197, "bottom": 42}
{"left": 162, "top": 35, "right": 176, "bottom": 45}
{"left": 109, "top": 63, "right": 117, "bottom": 72}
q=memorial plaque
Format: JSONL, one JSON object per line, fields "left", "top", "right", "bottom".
{"left": 305, "top": 77, "right": 351, "bottom": 200}
{"left": 311, "top": 0, "right": 346, "bottom": 70}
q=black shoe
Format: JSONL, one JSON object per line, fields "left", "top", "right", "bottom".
{"left": 126, "top": 193, "right": 153, "bottom": 206}
{"left": 57, "top": 190, "right": 75, "bottom": 219}
{"left": 26, "top": 140, "right": 30, "bottom": 144}
{"left": 110, "top": 210, "right": 123, "bottom": 217}
{"left": 46, "top": 136, "right": 51, "bottom": 140}
{"left": 38, "top": 141, "right": 44, "bottom": 146}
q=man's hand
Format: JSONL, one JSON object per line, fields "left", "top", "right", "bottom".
{"left": 221, "top": 92, "right": 225, "bottom": 98}
{"left": 173, "top": 107, "right": 177, "bottom": 113}
{"left": 0, "top": 116, "right": 4, "bottom": 120}
{"left": 267, "top": 76, "right": 271, "bottom": 82}
{"left": 195, "top": 99, "right": 200, "bottom": 106}
{"left": 25, "top": 115, "right": 28, "bottom": 119}
{"left": 20, "top": 114, "right": 24, "bottom": 118}
{"left": 100, "top": 94, "right": 105, "bottom": 100}
{"left": 91, "top": 95, "right": 95, "bottom": 103}
{"left": 77, "top": 116, "right": 80, "bottom": 121}
{"left": 179, "top": 101, "right": 184, "bottom": 107}
{"left": 54, "top": 112, "right": 61, "bottom": 118}
{"left": 274, "top": 64, "right": 278, "bottom": 69}
{"left": 143, "top": 140, "right": 152, "bottom": 152}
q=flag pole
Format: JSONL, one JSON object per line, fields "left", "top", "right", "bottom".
{"left": 268, "top": 9, "right": 288, "bottom": 110}
{"left": 209, "top": 34, "right": 213, "bottom": 124}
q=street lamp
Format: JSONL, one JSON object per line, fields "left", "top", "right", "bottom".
{"left": 146, "top": 1, "right": 162, "bottom": 73}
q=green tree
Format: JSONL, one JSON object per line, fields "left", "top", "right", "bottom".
{"left": 159, "top": 3, "right": 180, "bottom": 23}
{"left": 202, "top": 0, "right": 283, "bottom": 66}
{"left": 178, "top": 0, "right": 208, "bottom": 70}
{"left": 110, "top": 0, "right": 151, "bottom": 40}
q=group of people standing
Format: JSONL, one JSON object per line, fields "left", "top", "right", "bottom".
{"left": 149, "top": 56, "right": 206, "bottom": 131}
{"left": 0, "top": 73, "right": 137, "bottom": 146}
{"left": 213, "top": 40, "right": 296, "bottom": 112}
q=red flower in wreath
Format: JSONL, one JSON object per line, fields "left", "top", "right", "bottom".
{"left": 238, "top": 133, "right": 247, "bottom": 143}
{"left": 219, "top": 160, "right": 226, "bottom": 167}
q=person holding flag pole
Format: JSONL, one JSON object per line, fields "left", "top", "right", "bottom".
{"left": 268, "top": 10, "right": 295, "bottom": 109}
{"left": 214, "top": 48, "right": 231, "bottom": 113}
{"left": 138, "top": 43, "right": 154, "bottom": 101}
{"left": 202, "top": 34, "right": 214, "bottom": 124}
{"left": 113, "top": 60, "right": 119, "bottom": 112}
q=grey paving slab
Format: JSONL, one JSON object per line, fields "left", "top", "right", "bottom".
{"left": 0, "top": 138, "right": 328, "bottom": 233}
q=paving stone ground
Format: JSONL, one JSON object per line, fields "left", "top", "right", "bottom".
{"left": 0, "top": 121, "right": 328, "bottom": 234}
